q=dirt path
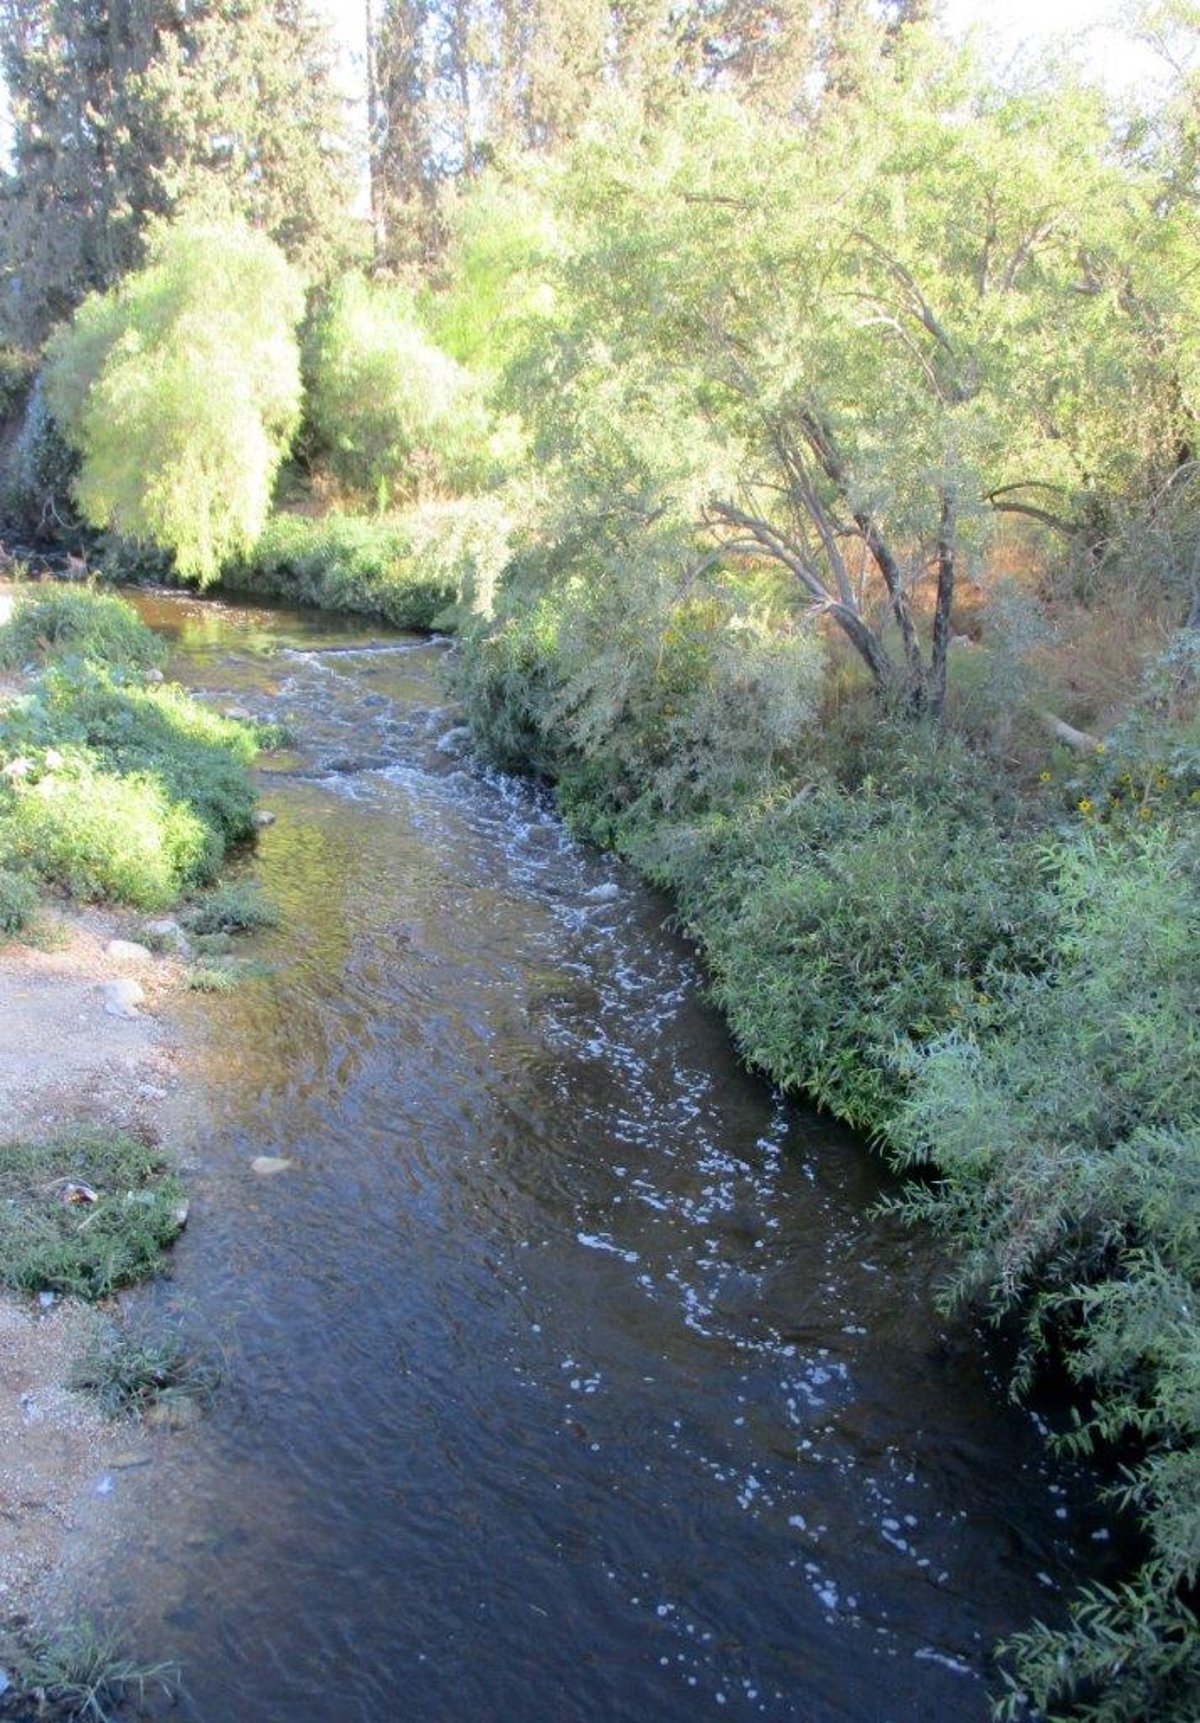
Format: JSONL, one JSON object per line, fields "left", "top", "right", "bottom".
{"left": 0, "top": 907, "right": 184, "bottom": 1625}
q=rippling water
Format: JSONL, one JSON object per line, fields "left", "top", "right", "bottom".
{"left": 58, "top": 593, "right": 1111, "bottom": 1722}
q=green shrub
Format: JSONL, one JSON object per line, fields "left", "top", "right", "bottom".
{"left": 307, "top": 272, "right": 498, "bottom": 504}
{"left": 654, "top": 784, "right": 1049, "bottom": 1132}
{"left": 889, "top": 826, "right": 1200, "bottom": 1721}
{"left": 0, "top": 864, "right": 38, "bottom": 934}
{"left": 1, "top": 752, "right": 214, "bottom": 908}
{"left": 0, "top": 586, "right": 168, "bottom": 673}
{"left": 0, "top": 1131, "right": 187, "bottom": 1298}
{"left": 182, "top": 879, "right": 278, "bottom": 935}
{"left": 32, "top": 669, "right": 259, "bottom": 845}
{"left": 225, "top": 500, "right": 512, "bottom": 630}
{"left": 44, "top": 219, "right": 305, "bottom": 584}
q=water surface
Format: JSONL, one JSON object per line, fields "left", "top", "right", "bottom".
{"left": 61, "top": 593, "right": 1108, "bottom": 1722}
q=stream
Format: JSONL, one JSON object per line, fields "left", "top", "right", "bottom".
{"left": 57, "top": 591, "right": 1110, "bottom": 1722}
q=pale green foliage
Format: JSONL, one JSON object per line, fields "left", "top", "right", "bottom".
{"left": 890, "top": 825, "right": 1200, "bottom": 1720}
{"left": 426, "top": 170, "right": 561, "bottom": 373}
{"left": 308, "top": 273, "right": 500, "bottom": 505}
{"left": 494, "top": 56, "right": 1193, "bottom": 706}
{"left": 227, "top": 496, "right": 513, "bottom": 627}
{"left": 44, "top": 220, "right": 305, "bottom": 584}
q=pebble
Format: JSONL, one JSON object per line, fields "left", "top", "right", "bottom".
{"left": 250, "top": 1155, "right": 293, "bottom": 1176}
{"left": 586, "top": 882, "right": 621, "bottom": 903}
{"left": 253, "top": 809, "right": 277, "bottom": 828}
{"left": 100, "top": 977, "right": 144, "bottom": 1018}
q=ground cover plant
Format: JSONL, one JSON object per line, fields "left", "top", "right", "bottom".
{"left": 0, "top": 1131, "right": 187, "bottom": 1299}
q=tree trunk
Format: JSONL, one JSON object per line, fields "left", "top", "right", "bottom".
{"left": 929, "top": 489, "right": 955, "bottom": 720}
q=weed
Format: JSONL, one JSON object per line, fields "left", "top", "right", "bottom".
{"left": 0, "top": 1132, "right": 187, "bottom": 1299}
{"left": 5, "top": 1620, "right": 177, "bottom": 1722}
{"left": 183, "top": 960, "right": 240, "bottom": 992}
{"left": 181, "top": 880, "right": 278, "bottom": 936}
{"left": 70, "top": 1312, "right": 220, "bottom": 1421}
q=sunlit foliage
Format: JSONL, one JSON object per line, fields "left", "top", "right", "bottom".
{"left": 44, "top": 220, "right": 305, "bottom": 584}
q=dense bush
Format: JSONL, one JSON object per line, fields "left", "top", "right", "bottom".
{"left": 456, "top": 545, "right": 826, "bottom": 827}
{"left": 640, "top": 780, "right": 1049, "bottom": 1130}
{"left": 225, "top": 501, "right": 511, "bottom": 630}
{"left": 890, "top": 825, "right": 1200, "bottom": 1722}
{"left": 0, "top": 585, "right": 168, "bottom": 673}
{"left": 0, "top": 864, "right": 38, "bottom": 933}
{"left": 307, "top": 274, "right": 499, "bottom": 505}
{"left": 0, "top": 591, "right": 260, "bottom": 911}
{"left": 43, "top": 219, "right": 305, "bottom": 584}
{"left": 1, "top": 752, "right": 213, "bottom": 908}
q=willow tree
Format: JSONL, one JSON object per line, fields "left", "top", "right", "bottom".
{"left": 44, "top": 220, "right": 304, "bottom": 583}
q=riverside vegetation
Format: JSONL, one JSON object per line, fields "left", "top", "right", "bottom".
{"left": 1, "top": 2, "right": 1198, "bottom": 1717}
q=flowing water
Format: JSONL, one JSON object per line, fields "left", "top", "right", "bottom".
{"left": 60, "top": 592, "right": 1110, "bottom": 1722}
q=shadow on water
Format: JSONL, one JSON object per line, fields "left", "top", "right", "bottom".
{"left": 57, "top": 591, "right": 1116, "bottom": 1723}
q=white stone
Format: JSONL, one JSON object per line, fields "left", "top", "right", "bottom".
{"left": 100, "top": 977, "right": 144, "bottom": 1018}
{"left": 250, "top": 1155, "right": 293, "bottom": 1176}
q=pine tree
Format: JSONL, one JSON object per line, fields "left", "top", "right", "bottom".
{"left": 0, "top": 0, "right": 354, "bottom": 344}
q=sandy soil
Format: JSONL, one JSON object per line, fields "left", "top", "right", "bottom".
{"left": 0, "top": 906, "right": 184, "bottom": 1627}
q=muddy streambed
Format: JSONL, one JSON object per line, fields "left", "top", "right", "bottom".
{"left": 53, "top": 592, "right": 1111, "bottom": 1722}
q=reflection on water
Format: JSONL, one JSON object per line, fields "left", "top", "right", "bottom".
{"left": 56, "top": 592, "right": 1111, "bottom": 1722}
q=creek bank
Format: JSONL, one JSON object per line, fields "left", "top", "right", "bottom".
{"left": 0, "top": 902, "right": 182, "bottom": 1625}
{"left": 0, "top": 579, "right": 269, "bottom": 1679}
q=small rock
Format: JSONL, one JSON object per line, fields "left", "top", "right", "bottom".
{"left": 100, "top": 977, "right": 144, "bottom": 1018}
{"left": 144, "top": 916, "right": 190, "bottom": 954}
{"left": 436, "top": 725, "right": 472, "bottom": 756}
{"left": 145, "top": 1397, "right": 202, "bottom": 1431}
{"left": 106, "top": 938, "right": 152, "bottom": 963}
{"left": 38, "top": 1290, "right": 57, "bottom": 1308}
{"left": 586, "top": 882, "right": 621, "bottom": 903}
{"left": 112, "top": 1451, "right": 153, "bottom": 1470}
{"left": 253, "top": 809, "right": 276, "bottom": 829}
{"left": 43, "top": 747, "right": 63, "bottom": 768}
{"left": 223, "top": 705, "right": 252, "bottom": 722}
{"left": 1, "top": 756, "right": 31, "bottom": 779}
{"left": 250, "top": 1155, "right": 293, "bottom": 1177}
{"left": 145, "top": 667, "right": 165, "bottom": 683}
{"left": 171, "top": 1199, "right": 190, "bottom": 1230}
